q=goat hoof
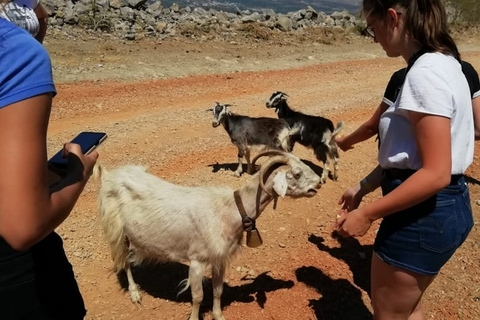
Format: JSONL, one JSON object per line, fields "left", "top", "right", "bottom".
{"left": 129, "top": 290, "right": 142, "bottom": 303}
{"left": 212, "top": 312, "right": 226, "bottom": 320}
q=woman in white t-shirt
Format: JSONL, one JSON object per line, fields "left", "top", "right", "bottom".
{"left": 334, "top": 0, "right": 474, "bottom": 319}
{"left": 0, "top": 0, "right": 48, "bottom": 43}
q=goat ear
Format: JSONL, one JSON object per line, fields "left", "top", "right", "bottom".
{"left": 272, "top": 171, "right": 288, "bottom": 197}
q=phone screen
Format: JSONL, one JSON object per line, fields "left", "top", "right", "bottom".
{"left": 48, "top": 131, "right": 107, "bottom": 174}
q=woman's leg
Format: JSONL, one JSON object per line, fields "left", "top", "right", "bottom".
{"left": 371, "top": 254, "right": 435, "bottom": 320}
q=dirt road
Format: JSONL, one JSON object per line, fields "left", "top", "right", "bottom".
{"left": 44, "top": 31, "right": 480, "bottom": 320}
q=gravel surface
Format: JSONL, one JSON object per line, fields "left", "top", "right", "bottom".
{"left": 44, "top": 29, "right": 480, "bottom": 320}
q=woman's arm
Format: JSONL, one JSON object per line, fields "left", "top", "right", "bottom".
{"left": 337, "top": 164, "right": 383, "bottom": 214}
{"left": 368, "top": 111, "right": 451, "bottom": 218}
{"left": 336, "top": 111, "right": 451, "bottom": 237}
{"left": 335, "top": 102, "right": 388, "bottom": 151}
{"left": 472, "top": 96, "right": 480, "bottom": 140}
{"left": 0, "top": 94, "right": 97, "bottom": 250}
{"left": 34, "top": 3, "right": 48, "bottom": 43}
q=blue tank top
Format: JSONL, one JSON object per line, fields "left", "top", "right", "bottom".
{"left": 0, "top": 18, "right": 55, "bottom": 108}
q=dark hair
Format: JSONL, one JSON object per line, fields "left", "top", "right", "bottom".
{"left": 1, "top": 1, "right": 10, "bottom": 13}
{"left": 363, "top": 0, "right": 460, "bottom": 60}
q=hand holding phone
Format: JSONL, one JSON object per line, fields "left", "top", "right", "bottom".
{"left": 48, "top": 131, "right": 107, "bottom": 178}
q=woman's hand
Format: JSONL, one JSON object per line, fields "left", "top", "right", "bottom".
{"left": 62, "top": 143, "right": 98, "bottom": 182}
{"left": 338, "top": 183, "right": 364, "bottom": 213}
{"left": 335, "top": 136, "right": 353, "bottom": 152}
{"left": 335, "top": 208, "right": 374, "bottom": 237}
{"left": 335, "top": 181, "right": 374, "bottom": 237}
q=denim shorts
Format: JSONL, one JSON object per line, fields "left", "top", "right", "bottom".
{"left": 374, "top": 170, "right": 474, "bottom": 275}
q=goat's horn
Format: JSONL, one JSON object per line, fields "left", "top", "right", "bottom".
{"left": 206, "top": 108, "right": 214, "bottom": 111}
{"left": 258, "top": 155, "right": 290, "bottom": 196}
{"left": 251, "top": 150, "right": 289, "bottom": 168}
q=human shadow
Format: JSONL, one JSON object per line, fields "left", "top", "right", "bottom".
{"left": 308, "top": 232, "right": 373, "bottom": 297}
{"left": 117, "top": 262, "right": 293, "bottom": 318}
{"left": 295, "top": 266, "right": 373, "bottom": 320}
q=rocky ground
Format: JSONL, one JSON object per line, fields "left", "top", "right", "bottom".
{"left": 44, "top": 27, "right": 480, "bottom": 320}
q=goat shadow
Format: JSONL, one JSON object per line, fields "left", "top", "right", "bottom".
{"left": 301, "top": 159, "right": 330, "bottom": 180}
{"left": 208, "top": 158, "right": 328, "bottom": 179}
{"left": 209, "top": 162, "right": 243, "bottom": 174}
{"left": 117, "top": 262, "right": 294, "bottom": 319}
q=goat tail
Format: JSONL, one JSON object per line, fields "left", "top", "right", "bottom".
{"left": 177, "top": 278, "right": 191, "bottom": 297}
{"left": 93, "top": 163, "right": 108, "bottom": 181}
{"left": 331, "top": 121, "right": 345, "bottom": 139}
{"left": 100, "top": 201, "right": 129, "bottom": 273}
{"left": 97, "top": 170, "right": 129, "bottom": 274}
{"left": 282, "top": 122, "right": 302, "bottom": 152}
{"left": 322, "top": 121, "right": 345, "bottom": 153}
{"left": 290, "top": 122, "right": 302, "bottom": 136}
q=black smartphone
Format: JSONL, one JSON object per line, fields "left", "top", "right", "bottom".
{"left": 48, "top": 131, "right": 107, "bottom": 177}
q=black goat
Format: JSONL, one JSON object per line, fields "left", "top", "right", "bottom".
{"left": 266, "top": 91, "right": 344, "bottom": 183}
{"left": 208, "top": 102, "right": 298, "bottom": 177}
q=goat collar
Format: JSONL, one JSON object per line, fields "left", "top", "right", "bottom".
{"left": 233, "top": 190, "right": 255, "bottom": 229}
{"left": 233, "top": 190, "right": 263, "bottom": 247}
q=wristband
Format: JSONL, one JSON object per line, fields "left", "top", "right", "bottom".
{"left": 361, "top": 178, "right": 374, "bottom": 193}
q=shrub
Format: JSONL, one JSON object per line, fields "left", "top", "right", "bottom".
{"left": 446, "top": 0, "right": 480, "bottom": 27}
{"left": 77, "top": 0, "right": 113, "bottom": 32}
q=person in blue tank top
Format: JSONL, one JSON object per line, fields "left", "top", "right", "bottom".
{"left": 0, "top": 10, "right": 98, "bottom": 320}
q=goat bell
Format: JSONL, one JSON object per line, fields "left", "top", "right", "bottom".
{"left": 246, "top": 228, "right": 263, "bottom": 248}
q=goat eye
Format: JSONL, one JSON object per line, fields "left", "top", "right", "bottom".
{"left": 293, "top": 171, "right": 302, "bottom": 179}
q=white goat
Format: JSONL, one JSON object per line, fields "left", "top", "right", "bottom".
{"left": 94, "top": 150, "right": 321, "bottom": 320}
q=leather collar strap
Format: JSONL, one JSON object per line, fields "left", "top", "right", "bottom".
{"left": 233, "top": 190, "right": 256, "bottom": 231}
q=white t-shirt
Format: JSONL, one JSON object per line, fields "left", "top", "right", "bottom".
{"left": 378, "top": 52, "right": 474, "bottom": 174}
{"left": 0, "top": 0, "right": 40, "bottom": 36}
